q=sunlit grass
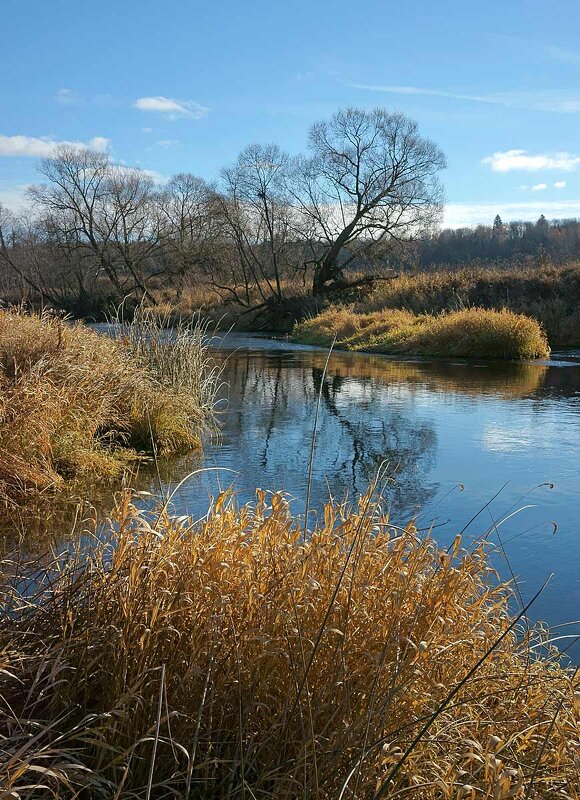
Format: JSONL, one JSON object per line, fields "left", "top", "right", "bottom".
{"left": 0, "top": 308, "right": 218, "bottom": 506}
{"left": 358, "top": 264, "right": 580, "bottom": 347}
{"left": 1, "top": 488, "right": 578, "bottom": 798}
{"left": 293, "top": 307, "right": 550, "bottom": 360}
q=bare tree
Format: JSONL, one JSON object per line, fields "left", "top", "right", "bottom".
{"left": 215, "top": 143, "right": 297, "bottom": 306}
{"left": 287, "top": 107, "right": 446, "bottom": 295}
{"left": 29, "top": 145, "right": 163, "bottom": 304}
{"left": 158, "top": 173, "right": 218, "bottom": 293}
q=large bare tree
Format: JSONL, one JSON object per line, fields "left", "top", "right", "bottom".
{"left": 288, "top": 107, "right": 446, "bottom": 295}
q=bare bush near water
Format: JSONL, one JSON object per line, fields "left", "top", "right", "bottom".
{"left": 114, "top": 304, "right": 221, "bottom": 434}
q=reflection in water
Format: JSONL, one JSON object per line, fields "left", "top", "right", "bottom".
{"left": 4, "top": 331, "right": 580, "bottom": 659}
{"left": 209, "top": 350, "right": 439, "bottom": 519}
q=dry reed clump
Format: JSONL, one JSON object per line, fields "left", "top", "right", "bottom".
{"left": 0, "top": 308, "right": 217, "bottom": 505}
{"left": 293, "top": 307, "right": 550, "bottom": 360}
{"left": 357, "top": 264, "right": 580, "bottom": 346}
{"left": 1, "top": 489, "right": 578, "bottom": 798}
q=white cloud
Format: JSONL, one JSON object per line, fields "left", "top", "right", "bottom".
{"left": 108, "top": 163, "right": 166, "bottom": 184}
{"left": 142, "top": 127, "right": 153, "bottom": 133}
{"left": 531, "top": 183, "right": 548, "bottom": 191}
{"left": 0, "top": 182, "right": 30, "bottom": 210}
{"left": 482, "top": 149, "right": 580, "bottom": 172}
{"left": 543, "top": 45, "right": 580, "bottom": 65}
{"left": 554, "top": 180, "right": 567, "bottom": 189}
{"left": 348, "top": 83, "right": 497, "bottom": 105}
{"left": 133, "top": 96, "right": 208, "bottom": 120}
{"left": 156, "top": 139, "right": 181, "bottom": 148}
{"left": 0, "top": 134, "right": 110, "bottom": 158}
{"left": 444, "top": 200, "right": 580, "bottom": 228}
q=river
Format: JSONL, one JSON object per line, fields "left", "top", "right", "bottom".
{"left": 156, "top": 332, "right": 580, "bottom": 660}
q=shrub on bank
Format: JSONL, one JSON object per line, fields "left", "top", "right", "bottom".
{"left": 1, "top": 490, "right": 577, "bottom": 798}
{"left": 357, "top": 264, "right": 580, "bottom": 347}
{"left": 293, "top": 307, "right": 550, "bottom": 360}
{"left": 0, "top": 308, "right": 216, "bottom": 505}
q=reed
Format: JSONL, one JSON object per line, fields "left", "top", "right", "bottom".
{"left": 357, "top": 264, "right": 580, "bottom": 347}
{"left": 0, "top": 308, "right": 217, "bottom": 506}
{"left": 1, "top": 489, "right": 577, "bottom": 798}
{"left": 293, "top": 307, "right": 550, "bottom": 360}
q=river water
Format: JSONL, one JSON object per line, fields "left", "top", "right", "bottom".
{"left": 156, "top": 332, "right": 580, "bottom": 659}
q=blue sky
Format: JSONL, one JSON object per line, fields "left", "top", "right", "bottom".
{"left": 2, "top": 0, "right": 580, "bottom": 226}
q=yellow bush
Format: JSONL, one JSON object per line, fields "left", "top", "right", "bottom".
{"left": 294, "top": 307, "right": 550, "bottom": 359}
{"left": 0, "top": 309, "right": 216, "bottom": 505}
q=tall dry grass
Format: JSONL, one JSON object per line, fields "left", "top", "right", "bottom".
{"left": 358, "top": 265, "right": 580, "bottom": 346}
{"left": 0, "top": 308, "right": 217, "bottom": 506}
{"left": 1, "top": 488, "right": 578, "bottom": 798}
{"left": 153, "top": 264, "right": 580, "bottom": 344}
{"left": 294, "top": 307, "right": 550, "bottom": 360}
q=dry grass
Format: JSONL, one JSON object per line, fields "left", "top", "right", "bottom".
{"left": 0, "top": 308, "right": 217, "bottom": 506}
{"left": 0, "top": 488, "right": 578, "bottom": 798}
{"left": 293, "top": 307, "right": 550, "bottom": 360}
{"left": 358, "top": 265, "right": 580, "bottom": 347}
{"left": 153, "top": 264, "right": 580, "bottom": 344}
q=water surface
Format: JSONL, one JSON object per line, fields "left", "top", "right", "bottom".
{"left": 162, "top": 333, "right": 580, "bottom": 659}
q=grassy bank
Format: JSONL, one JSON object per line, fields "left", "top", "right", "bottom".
{"left": 293, "top": 307, "right": 550, "bottom": 360}
{"left": 1, "top": 489, "right": 578, "bottom": 798}
{"left": 152, "top": 263, "right": 580, "bottom": 346}
{"left": 358, "top": 264, "right": 580, "bottom": 347}
{"left": 0, "top": 308, "right": 217, "bottom": 506}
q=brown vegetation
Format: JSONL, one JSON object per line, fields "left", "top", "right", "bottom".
{"left": 1, "top": 489, "right": 578, "bottom": 798}
{"left": 358, "top": 264, "right": 580, "bottom": 347}
{"left": 0, "top": 308, "right": 216, "bottom": 506}
{"left": 293, "top": 307, "right": 550, "bottom": 360}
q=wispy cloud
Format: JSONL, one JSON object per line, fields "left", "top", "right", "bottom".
{"left": 495, "top": 35, "right": 580, "bottom": 66}
{"left": 347, "top": 82, "right": 580, "bottom": 113}
{"left": 0, "top": 134, "right": 110, "bottom": 158}
{"left": 518, "top": 180, "right": 568, "bottom": 191}
{"left": 348, "top": 82, "right": 499, "bottom": 105}
{"left": 0, "top": 181, "right": 30, "bottom": 210}
{"left": 156, "top": 139, "right": 181, "bottom": 148}
{"left": 55, "top": 87, "right": 81, "bottom": 106}
{"left": 543, "top": 44, "right": 580, "bottom": 65}
{"left": 133, "top": 96, "right": 208, "bottom": 120}
{"left": 111, "top": 163, "right": 166, "bottom": 184}
{"left": 483, "top": 150, "right": 580, "bottom": 172}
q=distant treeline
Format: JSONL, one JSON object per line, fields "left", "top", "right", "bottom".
{"left": 404, "top": 214, "right": 580, "bottom": 270}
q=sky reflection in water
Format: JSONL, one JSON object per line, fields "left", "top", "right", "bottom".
{"left": 159, "top": 334, "right": 580, "bottom": 660}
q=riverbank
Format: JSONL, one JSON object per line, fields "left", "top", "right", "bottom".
{"left": 154, "top": 263, "right": 580, "bottom": 347}
{"left": 293, "top": 306, "right": 550, "bottom": 360}
{"left": 0, "top": 308, "right": 217, "bottom": 507}
{"left": 1, "top": 488, "right": 578, "bottom": 798}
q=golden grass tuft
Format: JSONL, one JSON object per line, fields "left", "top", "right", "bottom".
{"left": 293, "top": 307, "right": 550, "bottom": 360}
{"left": 0, "top": 308, "right": 217, "bottom": 506}
{"left": 355, "top": 264, "right": 580, "bottom": 347}
{"left": 1, "top": 489, "right": 578, "bottom": 798}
